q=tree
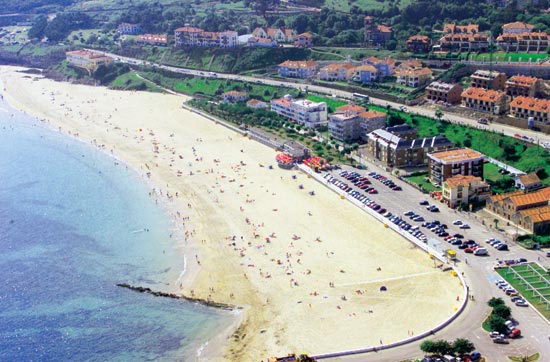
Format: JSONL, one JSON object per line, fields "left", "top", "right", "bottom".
{"left": 453, "top": 338, "right": 475, "bottom": 356}
{"left": 493, "top": 304, "right": 512, "bottom": 320}
{"left": 488, "top": 297, "right": 505, "bottom": 308}
{"left": 494, "top": 218, "right": 500, "bottom": 229}
{"left": 435, "top": 108, "right": 444, "bottom": 121}
{"left": 420, "top": 340, "right": 437, "bottom": 354}
{"left": 28, "top": 15, "right": 48, "bottom": 40}
{"left": 488, "top": 314, "right": 508, "bottom": 334}
{"left": 432, "top": 340, "right": 454, "bottom": 356}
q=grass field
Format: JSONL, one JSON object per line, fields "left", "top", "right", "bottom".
{"left": 496, "top": 263, "right": 550, "bottom": 321}
{"left": 111, "top": 72, "right": 164, "bottom": 92}
{"left": 483, "top": 163, "right": 514, "bottom": 183}
{"left": 306, "top": 94, "right": 346, "bottom": 112}
{"left": 404, "top": 173, "right": 439, "bottom": 192}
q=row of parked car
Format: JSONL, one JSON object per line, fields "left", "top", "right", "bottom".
{"left": 486, "top": 238, "right": 508, "bottom": 251}
{"left": 495, "top": 279, "right": 528, "bottom": 307}
{"left": 369, "top": 171, "right": 402, "bottom": 191}
{"left": 339, "top": 170, "right": 378, "bottom": 194}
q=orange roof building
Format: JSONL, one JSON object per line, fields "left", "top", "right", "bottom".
{"left": 319, "top": 63, "right": 356, "bottom": 81}
{"left": 174, "top": 27, "right": 238, "bottom": 48}
{"left": 395, "top": 67, "right": 432, "bottom": 88}
{"left": 486, "top": 187, "right": 550, "bottom": 233}
{"left": 461, "top": 87, "right": 509, "bottom": 115}
{"left": 406, "top": 35, "right": 431, "bottom": 53}
{"left": 515, "top": 173, "right": 542, "bottom": 191}
{"left": 438, "top": 24, "right": 490, "bottom": 51}
{"left": 137, "top": 34, "right": 169, "bottom": 46}
{"left": 66, "top": 50, "right": 112, "bottom": 72}
{"left": 278, "top": 60, "right": 318, "bottom": 78}
{"left": 496, "top": 32, "right": 550, "bottom": 52}
{"left": 442, "top": 175, "right": 491, "bottom": 208}
{"left": 505, "top": 75, "right": 541, "bottom": 97}
{"left": 335, "top": 104, "right": 367, "bottom": 114}
{"left": 428, "top": 147, "right": 486, "bottom": 184}
{"left": 510, "top": 96, "right": 550, "bottom": 123}
{"left": 294, "top": 32, "right": 314, "bottom": 48}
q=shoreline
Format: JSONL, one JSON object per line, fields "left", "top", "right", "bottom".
{"left": 0, "top": 66, "right": 465, "bottom": 361}
{"left": 0, "top": 67, "right": 241, "bottom": 362}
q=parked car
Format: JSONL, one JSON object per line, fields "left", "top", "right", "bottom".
{"left": 515, "top": 300, "right": 528, "bottom": 307}
{"left": 516, "top": 258, "right": 527, "bottom": 263}
{"left": 419, "top": 200, "right": 429, "bottom": 205}
{"left": 508, "top": 328, "right": 521, "bottom": 339}
{"left": 496, "top": 244, "right": 508, "bottom": 251}
{"left": 452, "top": 220, "right": 463, "bottom": 225}
{"left": 493, "top": 336, "right": 509, "bottom": 344}
{"left": 459, "top": 224, "right": 470, "bottom": 229}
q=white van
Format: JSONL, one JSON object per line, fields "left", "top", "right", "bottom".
{"left": 474, "top": 248, "right": 488, "bottom": 256}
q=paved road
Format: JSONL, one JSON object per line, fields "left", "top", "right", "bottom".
{"left": 319, "top": 163, "right": 550, "bottom": 361}
{"left": 97, "top": 51, "right": 550, "bottom": 360}
{"left": 97, "top": 50, "right": 550, "bottom": 147}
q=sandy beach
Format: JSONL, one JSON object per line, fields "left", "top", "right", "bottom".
{"left": 0, "top": 66, "right": 463, "bottom": 361}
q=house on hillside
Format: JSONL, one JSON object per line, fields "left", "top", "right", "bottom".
{"left": 362, "top": 56, "right": 395, "bottom": 77}
{"left": 294, "top": 32, "right": 314, "bottom": 48}
{"left": 510, "top": 96, "right": 550, "bottom": 123}
{"left": 406, "top": 35, "right": 431, "bottom": 53}
{"left": 470, "top": 70, "right": 507, "bottom": 90}
{"left": 425, "top": 82, "right": 463, "bottom": 104}
{"left": 247, "top": 36, "right": 278, "bottom": 47}
{"left": 395, "top": 67, "right": 432, "bottom": 88}
{"left": 117, "top": 23, "right": 141, "bottom": 35}
{"left": 319, "top": 63, "right": 355, "bottom": 81}
{"left": 436, "top": 23, "right": 490, "bottom": 51}
{"left": 278, "top": 60, "right": 318, "bottom": 78}
{"left": 364, "top": 16, "right": 392, "bottom": 47}
{"left": 253, "top": 27, "right": 297, "bottom": 43}
{"left": 137, "top": 34, "right": 169, "bottom": 46}
{"left": 352, "top": 65, "right": 378, "bottom": 83}
{"left": 461, "top": 87, "right": 509, "bottom": 115}
{"left": 505, "top": 75, "right": 541, "bottom": 98}
{"left": 66, "top": 50, "right": 112, "bottom": 72}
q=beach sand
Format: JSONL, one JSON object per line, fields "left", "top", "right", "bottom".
{"left": 0, "top": 66, "right": 463, "bottom": 361}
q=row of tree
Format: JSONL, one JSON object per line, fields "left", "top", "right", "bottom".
{"left": 420, "top": 338, "right": 475, "bottom": 356}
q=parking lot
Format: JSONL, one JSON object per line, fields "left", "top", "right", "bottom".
{"left": 321, "top": 163, "right": 550, "bottom": 362}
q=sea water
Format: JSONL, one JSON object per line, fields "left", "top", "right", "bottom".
{"left": 0, "top": 101, "right": 232, "bottom": 362}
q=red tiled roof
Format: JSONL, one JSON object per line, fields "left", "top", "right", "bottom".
{"left": 407, "top": 35, "right": 431, "bottom": 43}
{"left": 510, "top": 96, "right": 550, "bottom": 113}
{"left": 377, "top": 25, "right": 392, "bottom": 33}
{"left": 336, "top": 104, "right": 367, "bottom": 113}
{"left": 444, "top": 175, "right": 483, "bottom": 188}
{"left": 322, "top": 63, "right": 355, "bottom": 71}
{"left": 461, "top": 87, "right": 506, "bottom": 103}
{"left": 358, "top": 110, "right": 386, "bottom": 119}
{"left": 429, "top": 147, "right": 485, "bottom": 163}
{"left": 502, "top": 22, "right": 534, "bottom": 30}
{"left": 506, "top": 75, "right": 539, "bottom": 88}
{"left": 443, "top": 23, "right": 479, "bottom": 34}
{"left": 296, "top": 32, "right": 313, "bottom": 38}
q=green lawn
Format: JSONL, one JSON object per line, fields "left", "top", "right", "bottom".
{"left": 467, "top": 52, "right": 549, "bottom": 63}
{"left": 483, "top": 163, "right": 514, "bottom": 183}
{"left": 404, "top": 173, "right": 439, "bottom": 192}
{"left": 111, "top": 72, "right": 164, "bottom": 92}
{"left": 137, "top": 72, "right": 300, "bottom": 101}
{"left": 496, "top": 264, "right": 550, "bottom": 321}
{"left": 306, "top": 94, "right": 346, "bottom": 112}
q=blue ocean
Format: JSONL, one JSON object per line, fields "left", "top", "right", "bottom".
{"left": 0, "top": 100, "right": 232, "bottom": 362}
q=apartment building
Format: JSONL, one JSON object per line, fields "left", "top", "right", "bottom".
{"left": 366, "top": 130, "right": 452, "bottom": 168}
{"left": 437, "top": 23, "right": 490, "bottom": 51}
{"left": 357, "top": 110, "right": 387, "bottom": 140}
{"left": 505, "top": 75, "right": 541, "bottom": 97}
{"left": 461, "top": 87, "right": 509, "bottom": 115}
{"left": 425, "top": 81, "right": 463, "bottom": 104}
{"left": 252, "top": 27, "right": 296, "bottom": 43}
{"left": 352, "top": 65, "right": 378, "bottom": 83}
{"left": 510, "top": 96, "right": 550, "bottom": 123}
{"left": 278, "top": 60, "right": 318, "bottom": 78}
{"left": 270, "top": 95, "right": 327, "bottom": 128}
{"left": 117, "top": 23, "right": 141, "bottom": 35}
{"left": 502, "top": 21, "right": 535, "bottom": 34}
{"left": 246, "top": 99, "right": 268, "bottom": 110}
{"left": 328, "top": 109, "right": 387, "bottom": 142}
{"left": 137, "top": 34, "right": 169, "bottom": 46}
{"left": 428, "top": 147, "right": 486, "bottom": 185}
{"left": 174, "top": 27, "right": 238, "bottom": 48}
{"left": 470, "top": 70, "right": 507, "bottom": 90}
{"left": 396, "top": 67, "right": 432, "bottom": 88}
{"left": 362, "top": 56, "right": 396, "bottom": 77}
{"left": 319, "top": 63, "right": 356, "bottom": 81}
{"left": 65, "top": 50, "right": 112, "bottom": 72}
